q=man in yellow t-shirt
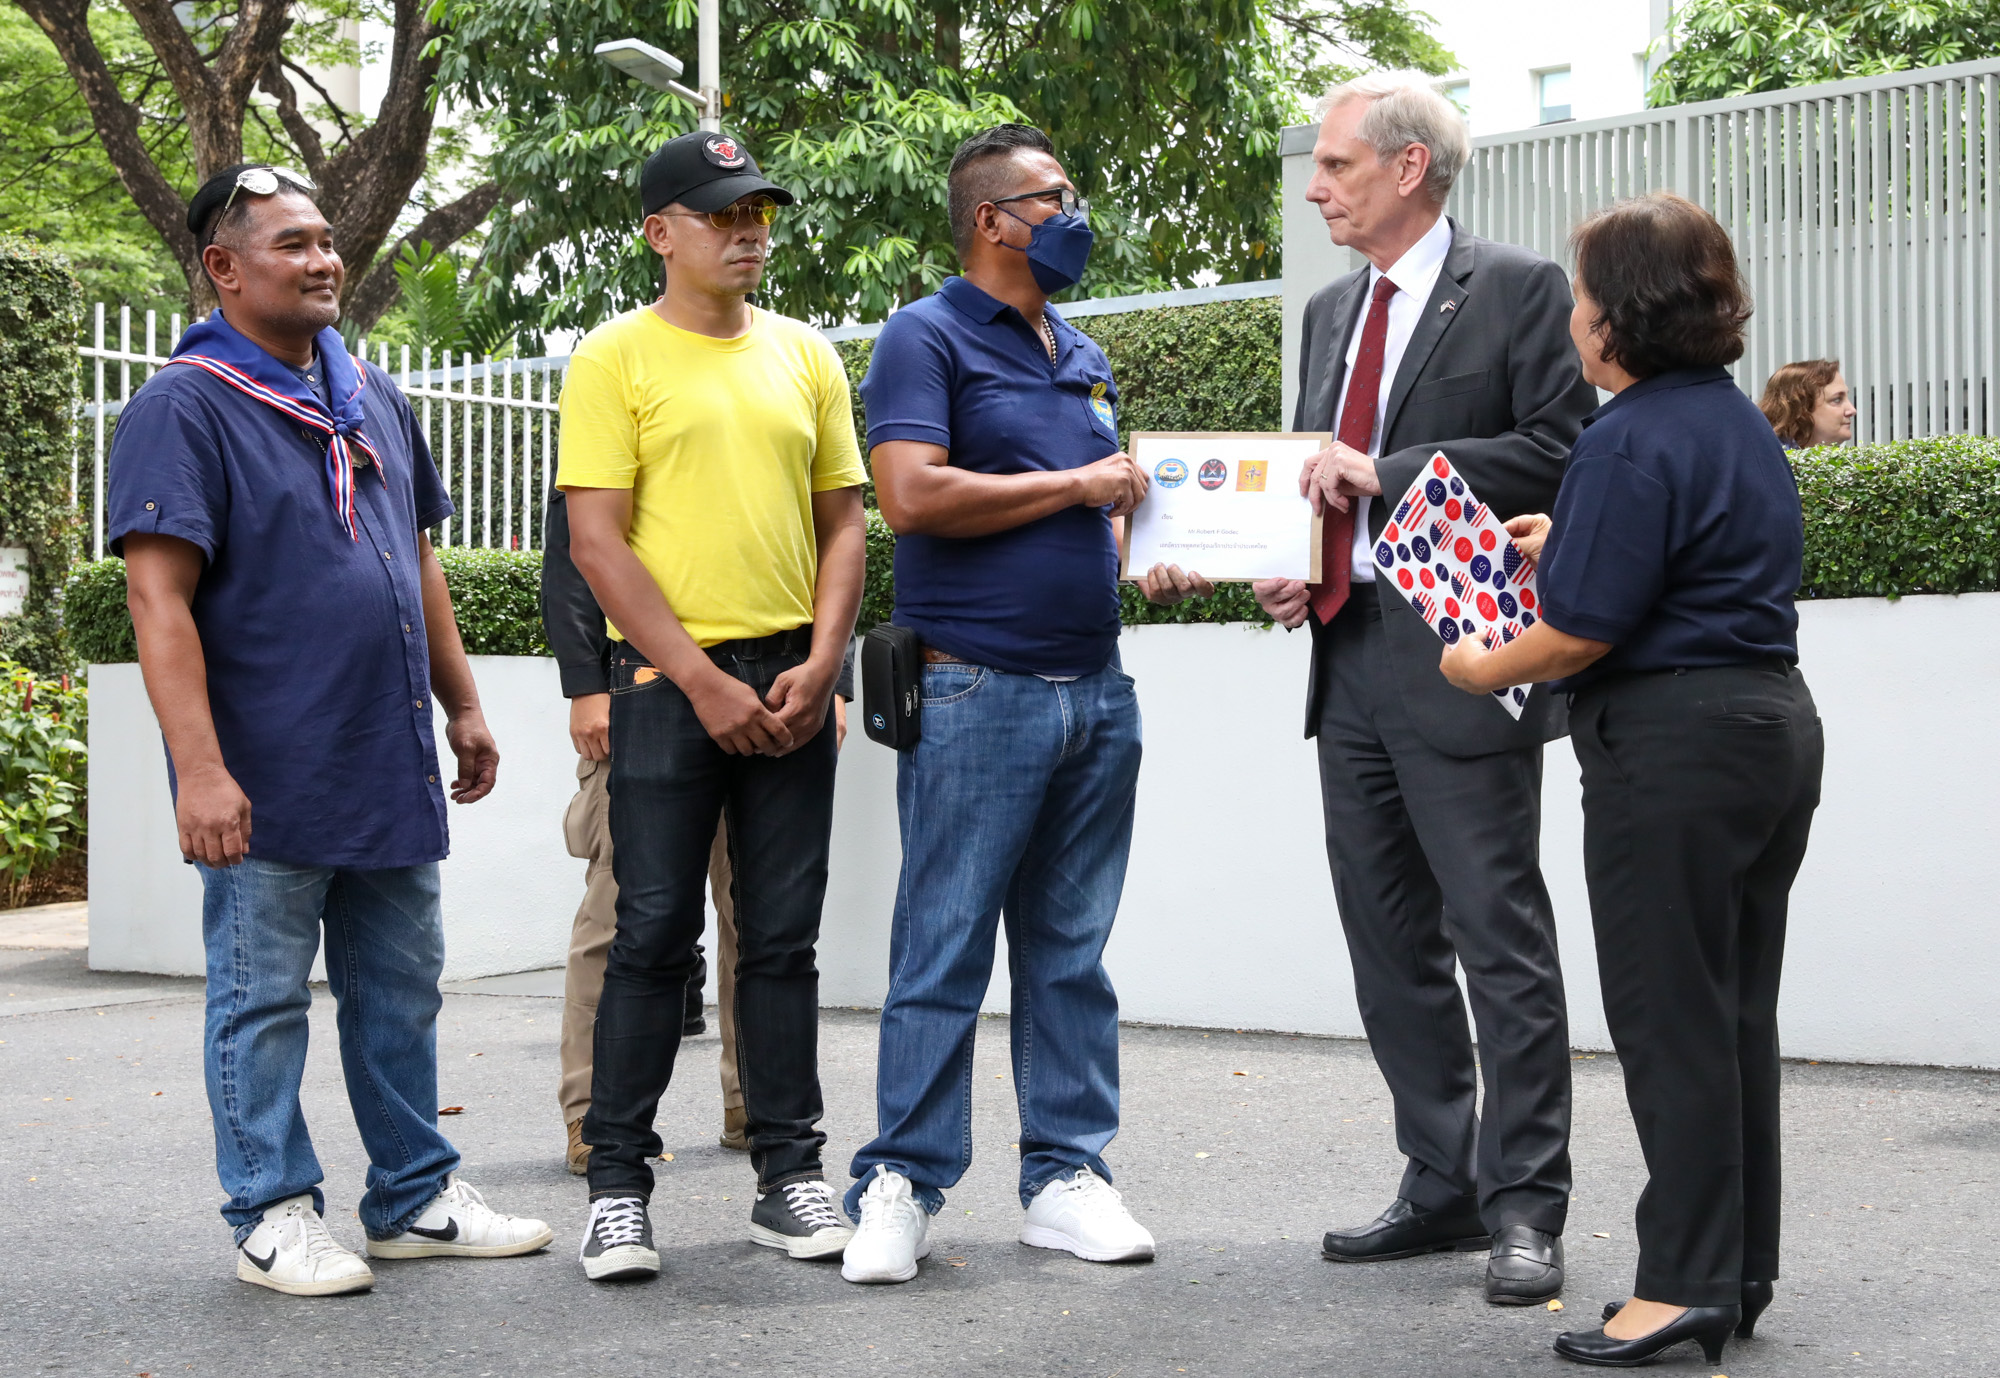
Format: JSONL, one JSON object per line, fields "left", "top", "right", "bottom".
{"left": 557, "top": 131, "right": 867, "bottom": 1283}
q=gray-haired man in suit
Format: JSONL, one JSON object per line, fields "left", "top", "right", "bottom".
{"left": 1255, "top": 71, "right": 1598, "bottom": 1305}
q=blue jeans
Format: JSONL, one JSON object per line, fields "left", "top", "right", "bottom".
{"left": 199, "top": 857, "right": 459, "bottom": 1242}
{"left": 847, "top": 658, "right": 1141, "bottom": 1216}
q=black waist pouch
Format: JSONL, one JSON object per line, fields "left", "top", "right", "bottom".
{"left": 861, "top": 624, "right": 923, "bottom": 750}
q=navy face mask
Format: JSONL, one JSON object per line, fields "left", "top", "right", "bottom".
{"left": 1000, "top": 207, "right": 1095, "bottom": 294}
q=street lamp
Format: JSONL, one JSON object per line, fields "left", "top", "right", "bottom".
{"left": 594, "top": 7, "right": 721, "bottom": 133}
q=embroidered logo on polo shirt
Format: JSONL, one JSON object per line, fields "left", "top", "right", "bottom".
{"left": 1088, "top": 380, "right": 1115, "bottom": 431}
{"left": 703, "top": 136, "right": 748, "bottom": 169}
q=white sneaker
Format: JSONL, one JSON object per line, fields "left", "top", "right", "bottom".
{"left": 1021, "top": 1168, "right": 1156, "bottom": 1262}
{"left": 237, "top": 1194, "right": 375, "bottom": 1296}
{"left": 840, "top": 1165, "right": 931, "bottom": 1284}
{"left": 365, "top": 1179, "right": 554, "bottom": 1259}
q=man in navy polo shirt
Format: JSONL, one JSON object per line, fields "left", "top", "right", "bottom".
{"left": 109, "top": 165, "right": 549, "bottom": 1297}
{"left": 841, "top": 124, "right": 1192, "bottom": 1284}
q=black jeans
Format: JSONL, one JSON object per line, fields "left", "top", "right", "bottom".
{"left": 1571, "top": 662, "right": 1822, "bottom": 1306}
{"left": 583, "top": 632, "right": 837, "bottom": 1199}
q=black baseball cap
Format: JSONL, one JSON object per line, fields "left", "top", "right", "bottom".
{"left": 640, "top": 132, "right": 795, "bottom": 217}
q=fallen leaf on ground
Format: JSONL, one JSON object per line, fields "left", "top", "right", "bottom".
{"left": 439, "top": 1106, "right": 464, "bottom": 1115}
{"left": 1194, "top": 1152, "right": 1210, "bottom": 1159}
{"left": 1547, "top": 1299, "right": 1563, "bottom": 1311}
{"left": 947, "top": 1257, "right": 968, "bottom": 1267}
{"left": 1592, "top": 1232, "right": 1609, "bottom": 1238}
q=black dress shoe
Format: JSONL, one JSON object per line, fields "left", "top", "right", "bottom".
{"left": 1554, "top": 1305, "right": 1740, "bottom": 1367}
{"left": 1485, "top": 1223, "right": 1562, "bottom": 1304}
{"left": 1322, "top": 1198, "right": 1488, "bottom": 1262}
{"left": 1604, "top": 1281, "right": 1772, "bottom": 1338}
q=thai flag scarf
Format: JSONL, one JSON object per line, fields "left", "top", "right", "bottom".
{"left": 166, "top": 312, "right": 385, "bottom": 541}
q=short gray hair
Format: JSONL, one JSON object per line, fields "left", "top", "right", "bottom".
{"left": 1316, "top": 70, "right": 1470, "bottom": 204}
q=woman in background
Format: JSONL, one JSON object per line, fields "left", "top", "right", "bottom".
{"left": 1760, "top": 358, "right": 1856, "bottom": 447}
{"left": 1438, "top": 191, "right": 1824, "bottom": 1368}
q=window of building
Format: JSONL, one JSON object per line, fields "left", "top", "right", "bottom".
{"left": 1440, "top": 80, "right": 1471, "bottom": 119}
{"left": 1537, "top": 67, "right": 1573, "bottom": 124}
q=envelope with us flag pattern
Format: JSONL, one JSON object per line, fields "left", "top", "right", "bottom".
{"left": 1373, "top": 452, "right": 1542, "bottom": 720}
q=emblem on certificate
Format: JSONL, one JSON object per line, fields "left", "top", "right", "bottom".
{"left": 1119, "top": 432, "right": 1329, "bottom": 582}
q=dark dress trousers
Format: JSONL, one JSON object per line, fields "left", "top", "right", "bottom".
{"left": 1295, "top": 219, "right": 1598, "bottom": 1234}
{"left": 1541, "top": 368, "right": 1824, "bottom": 1305}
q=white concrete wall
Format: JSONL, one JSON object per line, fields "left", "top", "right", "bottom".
{"left": 1422, "top": 0, "right": 1664, "bottom": 138}
{"left": 90, "top": 597, "right": 2000, "bottom": 1067}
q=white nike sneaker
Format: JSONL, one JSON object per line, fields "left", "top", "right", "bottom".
{"left": 1021, "top": 1168, "right": 1156, "bottom": 1262}
{"left": 840, "top": 1165, "right": 931, "bottom": 1284}
{"left": 365, "top": 1179, "right": 554, "bottom": 1259}
{"left": 237, "top": 1194, "right": 375, "bottom": 1296}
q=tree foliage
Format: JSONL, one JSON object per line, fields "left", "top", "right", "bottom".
{"left": 432, "top": 1, "right": 1450, "bottom": 336}
{"left": 7, "top": 0, "right": 499, "bottom": 329}
{"left": 1648, "top": 0, "right": 2000, "bottom": 105}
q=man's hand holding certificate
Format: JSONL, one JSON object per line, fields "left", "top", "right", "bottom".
{"left": 1120, "top": 432, "right": 1329, "bottom": 582}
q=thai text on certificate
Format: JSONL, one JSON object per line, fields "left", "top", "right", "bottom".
{"left": 1121, "top": 432, "right": 1329, "bottom": 582}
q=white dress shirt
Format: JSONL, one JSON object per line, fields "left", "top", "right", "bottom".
{"left": 1331, "top": 213, "right": 1454, "bottom": 582}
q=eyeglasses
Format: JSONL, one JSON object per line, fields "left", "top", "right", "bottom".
{"left": 663, "top": 196, "right": 782, "bottom": 230}
{"left": 992, "top": 186, "right": 1090, "bottom": 219}
{"left": 212, "top": 166, "right": 317, "bottom": 240}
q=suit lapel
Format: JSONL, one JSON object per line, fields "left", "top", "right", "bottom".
{"left": 1380, "top": 219, "right": 1475, "bottom": 444}
{"left": 1304, "top": 270, "right": 1370, "bottom": 432}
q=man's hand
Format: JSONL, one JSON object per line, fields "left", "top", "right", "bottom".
{"left": 764, "top": 658, "right": 838, "bottom": 754}
{"left": 688, "top": 666, "right": 794, "bottom": 756}
{"left": 1139, "top": 562, "right": 1215, "bottom": 606}
{"left": 1074, "top": 451, "right": 1150, "bottom": 517}
{"left": 1299, "top": 442, "right": 1382, "bottom": 515}
{"left": 1253, "top": 577, "right": 1312, "bottom": 630}
{"left": 1504, "top": 513, "right": 1553, "bottom": 568}
{"left": 176, "top": 763, "right": 252, "bottom": 867}
{"left": 445, "top": 710, "right": 500, "bottom": 803}
{"left": 835, "top": 696, "right": 849, "bottom": 751}
{"left": 569, "top": 693, "right": 610, "bottom": 761}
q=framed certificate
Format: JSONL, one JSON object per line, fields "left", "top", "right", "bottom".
{"left": 1118, "top": 432, "right": 1329, "bottom": 583}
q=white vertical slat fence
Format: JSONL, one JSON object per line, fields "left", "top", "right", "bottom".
{"left": 1446, "top": 58, "right": 2000, "bottom": 442}
{"left": 75, "top": 306, "right": 565, "bottom": 560}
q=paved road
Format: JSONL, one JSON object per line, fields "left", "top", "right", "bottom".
{"left": 2, "top": 947, "right": 1995, "bottom": 1377}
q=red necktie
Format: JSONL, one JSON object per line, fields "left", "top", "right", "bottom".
{"left": 1310, "top": 275, "right": 1398, "bottom": 624}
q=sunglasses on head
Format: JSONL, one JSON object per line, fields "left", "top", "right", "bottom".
{"left": 210, "top": 166, "right": 317, "bottom": 242}
{"left": 664, "top": 196, "right": 782, "bottom": 231}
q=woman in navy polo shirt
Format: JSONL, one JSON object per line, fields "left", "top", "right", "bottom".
{"left": 1436, "top": 191, "right": 1823, "bottom": 1368}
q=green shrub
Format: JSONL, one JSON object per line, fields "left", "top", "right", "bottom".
{"left": 0, "top": 659, "right": 86, "bottom": 904}
{"left": 1794, "top": 436, "right": 2000, "bottom": 599}
{"left": 62, "top": 558, "right": 135, "bottom": 665}
{"left": 434, "top": 546, "right": 549, "bottom": 656}
{"left": 0, "top": 238, "right": 87, "bottom": 675}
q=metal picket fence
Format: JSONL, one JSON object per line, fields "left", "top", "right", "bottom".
{"left": 76, "top": 302, "right": 566, "bottom": 560}
{"left": 1446, "top": 57, "right": 2000, "bottom": 443}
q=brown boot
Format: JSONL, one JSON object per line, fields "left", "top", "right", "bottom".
{"left": 718, "top": 1104, "right": 749, "bottom": 1152}
{"left": 566, "top": 1117, "right": 591, "bottom": 1175}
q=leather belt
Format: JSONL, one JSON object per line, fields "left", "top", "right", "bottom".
{"left": 921, "top": 646, "right": 967, "bottom": 665}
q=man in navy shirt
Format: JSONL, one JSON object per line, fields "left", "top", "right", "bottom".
{"left": 840, "top": 124, "right": 1184, "bottom": 1284}
{"left": 109, "top": 165, "right": 549, "bottom": 1297}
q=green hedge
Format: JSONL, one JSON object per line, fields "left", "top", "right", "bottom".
{"left": 0, "top": 238, "right": 86, "bottom": 675}
{"left": 1794, "top": 435, "right": 2000, "bottom": 598}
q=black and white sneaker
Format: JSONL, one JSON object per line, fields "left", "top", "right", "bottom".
{"left": 749, "top": 1177, "right": 855, "bottom": 1260}
{"left": 579, "top": 1195, "right": 659, "bottom": 1281}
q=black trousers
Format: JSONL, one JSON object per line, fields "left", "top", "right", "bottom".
{"left": 1571, "top": 662, "right": 1822, "bottom": 1306}
{"left": 1314, "top": 599, "right": 1573, "bottom": 1234}
{"left": 583, "top": 634, "right": 837, "bottom": 1200}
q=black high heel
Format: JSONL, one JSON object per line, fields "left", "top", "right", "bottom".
{"left": 1737, "top": 1279, "right": 1773, "bottom": 1339}
{"left": 1602, "top": 1281, "right": 1773, "bottom": 1339}
{"left": 1553, "top": 1305, "right": 1741, "bottom": 1367}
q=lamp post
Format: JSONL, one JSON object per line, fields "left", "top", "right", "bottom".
{"left": 593, "top": 6, "right": 721, "bottom": 133}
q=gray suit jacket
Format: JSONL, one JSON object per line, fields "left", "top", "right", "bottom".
{"left": 1295, "top": 218, "right": 1598, "bottom": 757}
